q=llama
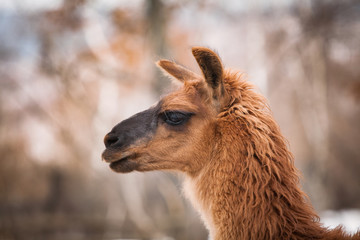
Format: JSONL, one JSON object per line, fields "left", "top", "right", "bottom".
{"left": 102, "top": 47, "right": 360, "bottom": 240}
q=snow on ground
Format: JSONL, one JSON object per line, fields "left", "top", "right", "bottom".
{"left": 321, "top": 209, "right": 360, "bottom": 234}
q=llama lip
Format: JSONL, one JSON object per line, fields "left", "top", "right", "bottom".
{"left": 102, "top": 149, "right": 132, "bottom": 163}
{"left": 109, "top": 154, "right": 138, "bottom": 173}
{"left": 106, "top": 152, "right": 134, "bottom": 164}
{"left": 109, "top": 156, "right": 129, "bottom": 168}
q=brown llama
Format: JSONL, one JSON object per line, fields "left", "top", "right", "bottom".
{"left": 102, "top": 47, "right": 360, "bottom": 240}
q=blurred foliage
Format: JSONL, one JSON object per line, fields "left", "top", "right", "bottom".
{"left": 0, "top": 0, "right": 359, "bottom": 239}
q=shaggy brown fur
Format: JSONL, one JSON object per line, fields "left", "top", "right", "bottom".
{"left": 102, "top": 47, "right": 360, "bottom": 240}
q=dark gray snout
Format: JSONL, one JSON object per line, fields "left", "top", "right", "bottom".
{"left": 103, "top": 104, "right": 161, "bottom": 150}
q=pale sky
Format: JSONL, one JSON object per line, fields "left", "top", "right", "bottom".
{"left": 0, "top": 0, "right": 144, "bottom": 12}
{"left": 0, "top": 0, "right": 297, "bottom": 12}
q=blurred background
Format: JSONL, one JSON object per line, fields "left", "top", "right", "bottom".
{"left": 0, "top": 0, "right": 359, "bottom": 239}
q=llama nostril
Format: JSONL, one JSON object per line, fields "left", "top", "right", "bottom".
{"left": 104, "top": 134, "right": 119, "bottom": 148}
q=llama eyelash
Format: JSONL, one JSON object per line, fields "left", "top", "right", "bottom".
{"left": 160, "top": 111, "right": 194, "bottom": 126}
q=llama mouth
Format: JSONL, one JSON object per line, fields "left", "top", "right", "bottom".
{"left": 102, "top": 149, "right": 131, "bottom": 163}
{"left": 109, "top": 154, "right": 138, "bottom": 173}
{"left": 109, "top": 156, "right": 129, "bottom": 168}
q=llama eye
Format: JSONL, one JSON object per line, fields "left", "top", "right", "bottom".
{"left": 161, "top": 111, "right": 193, "bottom": 126}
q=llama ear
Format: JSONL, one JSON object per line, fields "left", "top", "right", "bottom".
{"left": 192, "top": 47, "right": 225, "bottom": 100}
{"left": 157, "top": 60, "right": 201, "bottom": 82}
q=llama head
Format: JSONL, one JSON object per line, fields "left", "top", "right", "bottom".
{"left": 102, "top": 47, "right": 232, "bottom": 175}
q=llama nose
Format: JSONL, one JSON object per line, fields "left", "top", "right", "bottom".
{"left": 104, "top": 133, "right": 119, "bottom": 148}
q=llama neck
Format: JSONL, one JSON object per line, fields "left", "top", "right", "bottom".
{"left": 184, "top": 124, "right": 326, "bottom": 240}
